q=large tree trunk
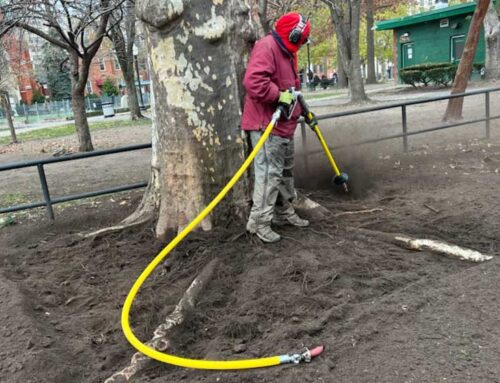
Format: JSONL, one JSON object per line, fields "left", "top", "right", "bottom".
{"left": 444, "top": 0, "right": 490, "bottom": 121}
{"left": 336, "top": 39, "right": 348, "bottom": 88}
{"left": 0, "top": 93, "right": 17, "bottom": 143}
{"left": 328, "top": 2, "right": 368, "bottom": 103}
{"left": 484, "top": 1, "right": 500, "bottom": 79}
{"left": 366, "top": 0, "right": 377, "bottom": 84}
{"left": 136, "top": 0, "right": 258, "bottom": 237}
{"left": 70, "top": 53, "right": 94, "bottom": 152}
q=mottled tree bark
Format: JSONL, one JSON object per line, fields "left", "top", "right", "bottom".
{"left": 0, "top": 93, "right": 17, "bottom": 143}
{"left": 444, "top": 0, "right": 490, "bottom": 121}
{"left": 134, "top": 0, "right": 260, "bottom": 237}
{"left": 484, "top": 1, "right": 500, "bottom": 79}
{"left": 366, "top": 0, "right": 377, "bottom": 84}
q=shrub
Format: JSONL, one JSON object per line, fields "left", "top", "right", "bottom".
{"left": 426, "top": 65, "right": 457, "bottom": 87}
{"left": 400, "top": 63, "right": 458, "bottom": 87}
{"left": 101, "top": 77, "right": 119, "bottom": 97}
{"left": 31, "top": 89, "right": 46, "bottom": 104}
{"left": 400, "top": 70, "right": 424, "bottom": 87}
{"left": 405, "top": 63, "right": 452, "bottom": 72}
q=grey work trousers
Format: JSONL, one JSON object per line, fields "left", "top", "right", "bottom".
{"left": 248, "top": 130, "right": 297, "bottom": 229}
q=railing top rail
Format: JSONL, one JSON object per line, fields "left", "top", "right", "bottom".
{"left": 0, "top": 143, "right": 152, "bottom": 172}
{"left": 2, "top": 85, "right": 499, "bottom": 172}
{"left": 316, "top": 86, "right": 500, "bottom": 121}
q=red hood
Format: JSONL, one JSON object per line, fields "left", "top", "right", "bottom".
{"left": 274, "top": 12, "right": 311, "bottom": 55}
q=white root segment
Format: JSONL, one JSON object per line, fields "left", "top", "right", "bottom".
{"left": 105, "top": 258, "right": 219, "bottom": 382}
{"left": 394, "top": 236, "right": 493, "bottom": 263}
{"left": 333, "top": 208, "right": 383, "bottom": 217}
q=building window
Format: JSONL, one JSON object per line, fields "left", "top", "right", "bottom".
{"left": 99, "top": 58, "right": 105, "bottom": 71}
{"left": 440, "top": 19, "right": 449, "bottom": 28}
{"left": 451, "top": 35, "right": 466, "bottom": 62}
{"left": 86, "top": 81, "right": 93, "bottom": 94}
{"left": 113, "top": 56, "right": 121, "bottom": 70}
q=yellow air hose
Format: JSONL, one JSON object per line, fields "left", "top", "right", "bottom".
{"left": 121, "top": 108, "right": 323, "bottom": 369}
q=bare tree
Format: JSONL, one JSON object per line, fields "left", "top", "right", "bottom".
{"left": 365, "top": 0, "right": 377, "bottom": 84}
{"left": 484, "top": 0, "right": 500, "bottom": 79}
{"left": 323, "top": 0, "right": 368, "bottom": 102}
{"left": 444, "top": 0, "right": 490, "bottom": 121}
{"left": 0, "top": 0, "right": 123, "bottom": 151}
{"left": 0, "top": 44, "right": 18, "bottom": 144}
{"left": 109, "top": 0, "right": 144, "bottom": 120}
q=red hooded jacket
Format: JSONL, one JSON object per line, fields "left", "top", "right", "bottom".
{"left": 241, "top": 15, "right": 310, "bottom": 138}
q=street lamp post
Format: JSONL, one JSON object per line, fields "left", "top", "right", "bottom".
{"left": 132, "top": 44, "right": 145, "bottom": 110}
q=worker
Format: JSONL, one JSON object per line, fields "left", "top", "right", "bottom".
{"left": 241, "top": 12, "right": 314, "bottom": 243}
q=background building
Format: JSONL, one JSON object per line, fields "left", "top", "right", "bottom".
{"left": 376, "top": 2, "right": 485, "bottom": 83}
{"left": 2, "top": 32, "right": 46, "bottom": 104}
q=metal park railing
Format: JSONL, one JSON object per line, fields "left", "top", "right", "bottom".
{"left": 0, "top": 143, "right": 151, "bottom": 219}
{"left": 1, "top": 86, "right": 499, "bottom": 219}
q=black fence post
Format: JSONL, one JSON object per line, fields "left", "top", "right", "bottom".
{"left": 485, "top": 91, "right": 490, "bottom": 140}
{"left": 37, "top": 164, "right": 54, "bottom": 220}
{"left": 401, "top": 105, "right": 408, "bottom": 153}
{"left": 300, "top": 120, "right": 310, "bottom": 175}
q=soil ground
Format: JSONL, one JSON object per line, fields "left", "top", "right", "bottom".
{"left": 1, "top": 85, "right": 500, "bottom": 383}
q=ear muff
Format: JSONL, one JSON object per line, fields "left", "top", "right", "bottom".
{"left": 288, "top": 14, "right": 307, "bottom": 45}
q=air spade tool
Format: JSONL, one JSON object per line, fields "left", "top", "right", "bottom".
{"left": 296, "top": 92, "right": 349, "bottom": 192}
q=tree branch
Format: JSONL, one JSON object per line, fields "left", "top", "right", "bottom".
{"left": 16, "top": 22, "right": 71, "bottom": 51}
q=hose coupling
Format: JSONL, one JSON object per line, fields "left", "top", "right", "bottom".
{"left": 279, "top": 345, "right": 324, "bottom": 365}
{"left": 272, "top": 109, "right": 282, "bottom": 123}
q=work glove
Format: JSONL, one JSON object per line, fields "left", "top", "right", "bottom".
{"left": 304, "top": 111, "right": 318, "bottom": 129}
{"left": 278, "top": 90, "right": 294, "bottom": 106}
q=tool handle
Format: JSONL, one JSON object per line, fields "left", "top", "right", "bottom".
{"left": 313, "top": 125, "right": 342, "bottom": 177}
{"left": 297, "top": 94, "right": 318, "bottom": 131}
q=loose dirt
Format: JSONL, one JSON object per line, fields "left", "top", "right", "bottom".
{"left": 2, "top": 85, "right": 500, "bottom": 382}
{"left": 1, "top": 133, "right": 500, "bottom": 383}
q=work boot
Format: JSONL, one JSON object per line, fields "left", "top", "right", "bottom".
{"left": 273, "top": 213, "right": 310, "bottom": 227}
{"left": 255, "top": 226, "right": 281, "bottom": 243}
{"left": 246, "top": 219, "right": 257, "bottom": 234}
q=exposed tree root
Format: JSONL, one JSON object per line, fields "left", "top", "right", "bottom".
{"left": 84, "top": 174, "right": 159, "bottom": 238}
{"left": 352, "top": 228, "right": 493, "bottom": 263}
{"left": 105, "top": 258, "right": 219, "bottom": 383}
{"left": 293, "top": 193, "right": 331, "bottom": 220}
{"left": 393, "top": 236, "right": 493, "bottom": 262}
{"left": 423, "top": 204, "right": 440, "bottom": 214}
{"left": 333, "top": 208, "right": 383, "bottom": 217}
{"left": 83, "top": 215, "right": 153, "bottom": 239}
